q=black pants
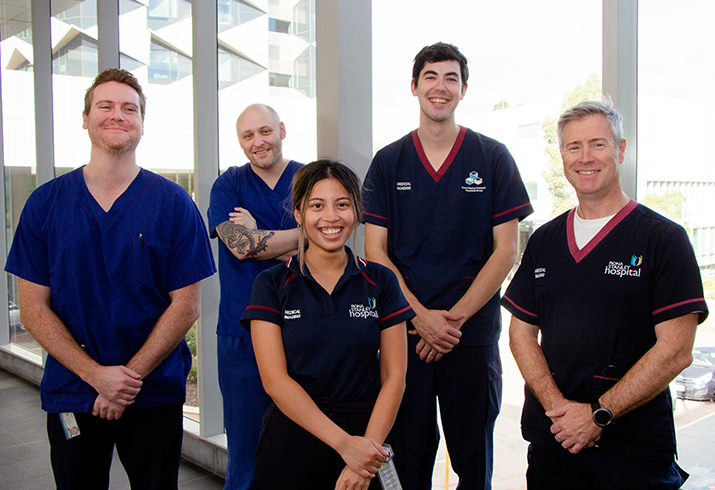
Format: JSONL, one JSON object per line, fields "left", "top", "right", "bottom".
{"left": 47, "top": 402, "right": 184, "bottom": 490}
{"left": 256, "top": 400, "right": 383, "bottom": 490}
{"left": 526, "top": 443, "right": 688, "bottom": 490}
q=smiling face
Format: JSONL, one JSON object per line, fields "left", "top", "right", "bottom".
{"left": 236, "top": 105, "right": 286, "bottom": 171}
{"left": 295, "top": 178, "right": 356, "bottom": 256}
{"left": 411, "top": 60, "right": 467, "bottom": 124}
{"left": 560, "top": 114, "right": 626, "bottom": 201}
{"left": 82, "top": 81, "right": 143, "bottom": 155}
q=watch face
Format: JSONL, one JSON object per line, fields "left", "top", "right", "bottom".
{"left": 594, "top": 408, "right": 612, "bottom": 426}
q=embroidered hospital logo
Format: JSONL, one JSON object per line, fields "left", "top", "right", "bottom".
{"left": 462, "top": 171, "right": 486, "bottom": 193}
{"left": 465, "top": 171, "right": 483, "bottom": 185}
{"left": 604, "top": 261, "right": 641, "bottom": 278}
{"left": 630, "top": 255, "right": 643, "bottom": 267}
{"left": 534, "top": 268, "right": 546, "bottom": 279}
{"left": 397, "top": 182, "right": 412, "bottom": 191}
{"left": 350, "top": 303, "right": 379, "bottom": 319}
{"left": 284, "top": 309, "right": 301, "bottom": 320}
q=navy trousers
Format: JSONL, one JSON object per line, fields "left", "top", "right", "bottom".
{"left": 47, "top": 401, "right": 184, "bottom": 490}
{"left": 391, "top": 339, "right": 502, "bottom": 490}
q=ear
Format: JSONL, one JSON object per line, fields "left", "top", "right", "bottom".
{"left": 460, "top": 82, "right": 467, "bottom": 99}
{"left": 82, "top": 112, "right": 89, "bottom": 130}
{"left": 294, "top": 208, "right": 301, "bottom": 226}
{"left": 411, "top": 79, "right": 418, "bottom": 96}
{"left": 618, "top": 139, "right": 627, "bottom": 164}
{"left": 279, "top": 122, "right": 287, "bottom": 140}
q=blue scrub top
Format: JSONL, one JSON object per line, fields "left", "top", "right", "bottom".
{"left": 208, "top": 161, "right": 302, "bottom": 337}
{"left": 5, "top": 167, "right": 216, "bottom": 413}
{"left": 241, "top": 248, "right": 414, "bottom": 400}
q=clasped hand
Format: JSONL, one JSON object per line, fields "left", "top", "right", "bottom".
{"left": 88, "top": 365, "right": 142, "bottom": 420}
{"left": 546, "top": 401, "right": 602, "bottom": 454}
{"left": 410, "top": 308, "right": 463, "bottom": 363}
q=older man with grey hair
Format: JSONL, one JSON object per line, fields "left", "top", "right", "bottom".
{"left": 502, "top": 100, "right": 708, "bottom": 489}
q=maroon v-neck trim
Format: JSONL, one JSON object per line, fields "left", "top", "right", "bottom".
{"left": 567, "top": 199, "right": 638, "bottom": 263}
{"left": 412, "top": 126, "right": 467, "bottom": 183}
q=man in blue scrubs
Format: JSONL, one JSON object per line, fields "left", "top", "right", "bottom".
{"left": 363, "top": 43, "right": 533, "bottom": 490}
{"left": 502, "top": 101, "right": 708, "bottom": 489}
{"left": 5, "top": 68, "right": 216, "bottom": 489}
{"left": 208, "top": 104, "right": 302, "bottom": 490}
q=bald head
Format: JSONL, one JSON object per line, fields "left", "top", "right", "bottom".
{"left": 236, "top": 104, "right": 286, "bottom": 171}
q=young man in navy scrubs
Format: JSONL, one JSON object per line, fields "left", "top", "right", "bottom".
{"left": 502, "top": 101, "right": 708, "bottom": 489}
{"left": 208, "top": 104, "right": 302, "bottom": 490}
{"left": 363, "top": 42, "right": 533, "bottom": 490}
{"left": 5, "top": 68, "right": 216, "bottom": 489}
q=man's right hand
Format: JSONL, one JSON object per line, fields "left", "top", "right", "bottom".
{"left": 409, "top": 308, "right": 463, "bottom": 362}
{"left": 87, "top": 365, "right": 143, "bottom": 406}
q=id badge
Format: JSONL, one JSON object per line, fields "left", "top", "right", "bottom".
{"left": 59, "top": 412, "right": 81, "bottom": 439}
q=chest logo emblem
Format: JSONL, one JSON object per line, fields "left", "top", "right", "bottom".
{"left": 284, "top": 309, "right": 301, "bottom": 320}
{"left": 465, "top": 171, "right": 483, "bottom": 185}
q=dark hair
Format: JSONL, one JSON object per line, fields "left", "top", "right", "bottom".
{"left": 292, "top": 160, "right": 362, "bottom": 271}
{"left": 412, "top": 42, "right": 469, "bottom": 88}
{"left": 84, "top": 68, "right": 146, "bottom": 120}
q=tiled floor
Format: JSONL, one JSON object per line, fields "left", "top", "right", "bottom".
{"left": 0, "top": 368, "right": 225, "bottom": 490}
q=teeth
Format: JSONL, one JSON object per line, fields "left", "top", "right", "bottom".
{"left": 322, "top": 228, "right": 341, "bottom": 235}
{"left": 578, "top": 170, "right": 598, "bottom": 175}
{"left": 430, "top": 98, "right": 448, "bottom": 103}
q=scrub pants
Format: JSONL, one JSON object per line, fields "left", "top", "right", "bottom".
{"left": 391, "top": 339, "right": 502, "bottom": 490}
{"left": 255, "top": 400, "right": 382, "bottom": 490}
{"left": 218, "top": 334, "right": 273, "bottom": 490}
{"left": 47, "top": 401, "right": 183, "bottom": 490}
{"left": 525, "top": 444, "right": 689, "bottom": 489}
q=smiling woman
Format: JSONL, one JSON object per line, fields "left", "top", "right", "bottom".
{"left": 240, "top": 160, "right": 414, "bottom": 490}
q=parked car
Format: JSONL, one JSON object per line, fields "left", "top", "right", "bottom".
{"left": 675, "top": 347, "right": 715, "bottom": 402}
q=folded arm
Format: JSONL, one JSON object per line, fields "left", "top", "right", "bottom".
{"left": 216, "top": 207, "right": 299, "bottom": 261}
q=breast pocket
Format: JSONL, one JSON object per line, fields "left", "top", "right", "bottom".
{"left": 132, "top": 234, "right": 171, "bottom": 285}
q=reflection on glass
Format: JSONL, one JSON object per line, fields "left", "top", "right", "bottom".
{"left": 638, "top": 0, "right": 715, "bottom": 276}
{"left": 1, "top": 12, "right": 40, "bottom": 352}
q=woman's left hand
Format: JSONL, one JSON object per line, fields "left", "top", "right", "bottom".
{"left": 334, "top": 465, "right": 372, "bottom": 490}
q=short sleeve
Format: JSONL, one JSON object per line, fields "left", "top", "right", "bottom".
{"left": 240, "top": 269, "right": 283, "bottom": 331}
{"left": 376, "top": 265, "right": 415, "bottom": 329}
{"left": 490, "top": 144, "right": 533, "bottom": 226}
{"left": 650, "top": 224, "right": 708, "bottom": 325}
{"left": 166, "top": 190, "right": 216, "bottom": 291}
{"left": 208, "top": 169, "right": 239, "bottom": 237}
{"left": 5, "top": 189, "right": 51, "bottom": 286}
{"left": 500, "top": 240, "right": 540, "bottom": 326}
{"left": 362, "top": 152, "right": 390, "bottom": 228}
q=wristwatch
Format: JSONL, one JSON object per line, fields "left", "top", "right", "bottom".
{"left": 591, "top": 400, "right": 614, "bottom": 427}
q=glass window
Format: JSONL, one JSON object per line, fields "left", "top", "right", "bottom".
{"left": 268, "top": 71, "right": 291, "bottom": 88}
{"left": 148, "top": 0, "right": 191, "bottom": 31}
{"left": 1, "top": 20, "right": 40, "bottom": 354}
{"left": 637, "top": 0, "right": 715, "bottom": 272}
{"left": 148, "top": 40, "right": 192, "bottom": 83}
{"left": 268, "top": 18, "right": 291, "bottom": 34}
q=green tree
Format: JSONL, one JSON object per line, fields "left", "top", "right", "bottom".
{"left": 542, "top": 74, "right": 602, "bottom": 217}
{"left": 641, "top": 191, "right": 687, "bottom": 227}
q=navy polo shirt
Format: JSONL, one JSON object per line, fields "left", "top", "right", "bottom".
{"left": 502, "top": 201, "right": 709, "bottom": 461}
{"left": 363, "top": 127, "right": 533, "bottom": 345}
{"left": 240, "top": 247, "right": 414, "bottom": 401}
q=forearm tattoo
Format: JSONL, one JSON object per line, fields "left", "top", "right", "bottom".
{"left": 217, "top": 222, "right": 275, "bottom": 258}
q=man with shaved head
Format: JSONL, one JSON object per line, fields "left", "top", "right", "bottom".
{"left": 208, "top": 104, "right": 303, "bottom": 490}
